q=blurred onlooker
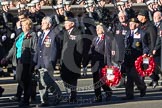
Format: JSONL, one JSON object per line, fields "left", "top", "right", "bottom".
{"left": 135, "top": 0, "right": 144, "bottom": 3}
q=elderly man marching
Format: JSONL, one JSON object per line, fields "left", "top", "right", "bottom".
{"left": 60, "top": 16, "right": 83, "bottom": 103}
{"left": 122, "top": 18, "right": 147, "bottom": 100}
{"left": 33, "top": 16, "right": 62, "bottom": 107}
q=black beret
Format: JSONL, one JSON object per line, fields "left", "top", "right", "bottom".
{"left": 129, "top": 18, "right": 139, "bottom": 23}
{"left": 138, "top": 10, "right": 149, "bottom": 17}
{"left": 64, "top": 16, "right": 75, "bottom": 22}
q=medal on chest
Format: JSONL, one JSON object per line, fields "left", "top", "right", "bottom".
{"left": 44, "top": 36, "right": 51, "bottom": 47}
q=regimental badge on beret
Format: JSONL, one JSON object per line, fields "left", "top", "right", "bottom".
{"left": 99, "top": 23, "right": 103, "bottom": 26}
{"left": 65, "top": 16, "right": 68, "bottom": 21}
{"left": 135, "top": 42, "right": 140, "bottom": 47}
{"left": 64, "top": 16, "right": 75, "bottom": 22}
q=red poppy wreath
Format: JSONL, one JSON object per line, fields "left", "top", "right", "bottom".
{"left": 135, "top": 55, "right": 155, "bottom": 77}
{"left": 100, "top": 66, "right": 122, "bottom": 87}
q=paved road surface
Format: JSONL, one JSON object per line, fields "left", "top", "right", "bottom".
{"left": 0, "top": 73, "right": 162, "bottom": 108}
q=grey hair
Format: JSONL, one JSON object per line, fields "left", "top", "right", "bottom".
{"left": 118, "top": 10, "right": 127, "bottom": 17}
{"left": 153, "top": 11, "right": 162, "bottom": 17}
{"left": 42, "top": 16, "right": 53, "bottom": 25}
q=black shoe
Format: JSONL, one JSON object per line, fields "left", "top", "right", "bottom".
{"left": 149, "top": 81, "right": 153, "bottom": 86}
{"left": 10, "top": 96, "right": 21, "bottom": 102}
{"left": 13, "top": 75, "right": 16, "bottom": 80}
{"left": 18, "top": 101, "right": 29, "bottom": 108}
{"left": 94, "top": 98, "right": 102, "bottom": 103}
{"left": 105, "top": 92, "right": 112, "bottom": 101}
{"left": 93, "top": 96, "right": 102, "bottom": 103}
{"left": 122, "top": 96, "right": 134, "bottom": 100}
{"left": 152, "top": 81, "right": 158, "bottom": 89}
{"left": 30, "top": 98, "right": 36, "bottom": 103}
{"left": 53, "top": 98, "right": 61, "bottom": 106}
{"left": 38, "top": 103, "right": 49, "bottom": 107}
{"left": 0, "top": 71, "right": 4, "bottom": 77}
{"left": 69, "top": 98, "right": 77, "bottom": 104}
{"left": 140, "top": 89, "right": 146, "bottom": 97}
{"left": 0, "top": 87, "right": 4, "bottom": 97}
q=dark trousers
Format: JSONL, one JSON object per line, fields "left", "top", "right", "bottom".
{"left": 91, "top": 57, "right": 112, "bottom": 99}
{"left": 82, "top": 53, "right": 90, "bottom": 68}
{"left": 150, "top": 56, "right": 160, "bottom": 82}
{"left": 92, "top": 71, "right": 112, "bottom": 99}
{"left": 125, "top": 66, "right": 146, "bottom": 97}
{"left": 15, "top": 84, "right": 23, "bottom": 99}
{"left": 15, "top": 75, "right": 37, "bottom": 101}
{"left": 63, "top": 77, "right": 78, "bottom": 100}
{"left": 82, "top": 38, "right": 92, "bottom": 68}
{"left": 16, "top": 60, "right": 32, "bottom": 103}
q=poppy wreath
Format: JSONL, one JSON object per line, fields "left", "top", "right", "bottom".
{"left": 135, "top": 55, "right": 155, "bottom": 77}
{"left": 100, "top": 65, "right": 122, "bottom": 87}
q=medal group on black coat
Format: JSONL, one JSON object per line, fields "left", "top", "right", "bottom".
{"left": 0, "top": 0, "right": 162, "bottom": 107}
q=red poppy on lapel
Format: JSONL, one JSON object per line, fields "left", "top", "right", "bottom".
{"left": 44, "top": 36, "right": 50, "bottom": 42}
{"left": 122, "top": 23, "right": 127, "bottom": 27}
{"left": 141, "top": 26, "right": 146, "bottom": 30}
{"left": 45, "top": 35, "right": 49, "bottom": 39}
{"left": 101, "top": 35, "right": 105, "bottom": 40}
{"left": 25, "top": 34, "right": 32, "bottom": 39}
{"left": 160, "top": 30, "right": 162, "bottom": 36}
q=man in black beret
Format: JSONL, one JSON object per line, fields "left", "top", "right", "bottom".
{"left": 138, "top": 10, "right": 149, "bottom": 18}
{"left": 122, "top": 17, "right": 147, "bottom": 100}
{"left": 137, "top": 10, "right": 158, "bottom": 88}
{"left": 60, "top": 16, "right": 83, "bottom": 103}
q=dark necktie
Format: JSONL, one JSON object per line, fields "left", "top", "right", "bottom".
{"left": 155, "top": 23, "right": 159, "bottom": 27}
{"left": 39, "top": 32, "right": 45, "bottom": 47}
{"left": 129, "top": 31, "right": 134, "bottom": 45}
{"left": 130, "top": 31, "right": 134, "bottom": 37}
{"left": 96, "top": 37, "right": 100, "bottom": 44}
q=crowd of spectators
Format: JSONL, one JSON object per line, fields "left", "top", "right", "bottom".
{"left": 1, "top": 0, "right": 153, "bottom": 9}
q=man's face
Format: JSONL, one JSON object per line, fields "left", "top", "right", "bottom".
{"left": 41, "top": 20, "right": 51, "bottom": 30}
{"left": 98, "top": 1, "right": 105, "bottom": 7}
{"left": 36, "top": 3, "right": 41, "bottom": 11}
{"left": 129, "top": 22, "right": 138, "bottom": 30}
{"left": 2, "top": 5, "right": 9, "bottom": 12}
{"left": 64, "top": 21, "right": 74, "bottom": 30}
{"left": 58, "top": 8, "right": 64, "bottom": 15}
{"left": 137, "top": 15, "right": 144, "bottom": 22}
{"left": 118, "top": 14, "right": 126, "bottom": 23}
{"left": 96, "top": 25, "right": 104, "bottom": 35}
{"left": 64, "top": 5, "right": 71, "bottom": 11}
{"left": 18, "top": 15, "right": 26, "bottom": 22}
{"left": 136, "top": 0, "right": 144, "bottom": 3}
{"left": 30, "top": 7, "right": 37, "bottom": 13}
{"left": 153, "top": 12, "right": 162, "bottom": 23}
